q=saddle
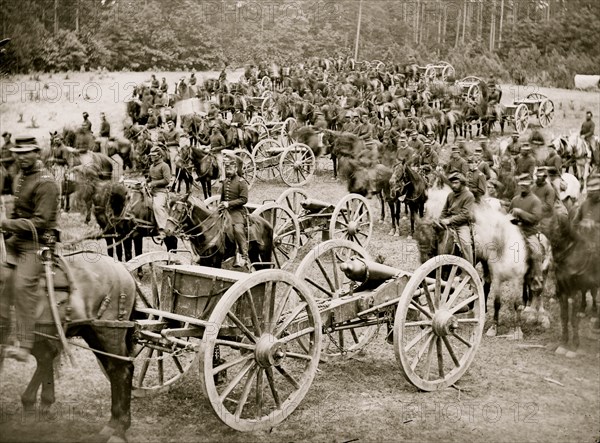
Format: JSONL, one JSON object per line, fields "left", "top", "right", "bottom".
{"left": 221, "top": 211, "right": 265, "bottom": 247}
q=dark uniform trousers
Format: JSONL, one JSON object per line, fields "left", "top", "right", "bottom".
{"left": 0, "top": 163, "right": 59, "bottom": 350}
{"left": 221, "top": 175, "right": 249, "bottom": 258}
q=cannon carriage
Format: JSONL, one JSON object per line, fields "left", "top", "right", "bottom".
{"left": 126, "top": 239, "right": 485, "bottom": 431}
{"left": 504, "top": 92, "right": 555, "bottom": 134}
{"left": 419, "top": 61, "right": 456, "bottom": 83}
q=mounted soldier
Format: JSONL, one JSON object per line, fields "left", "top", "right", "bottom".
{"left": 532, "top": 166, "right": 556, "bottom": 235}
{"left": 0, "top": 136, "right": 60, "bottom": 361}
{"left": 515, "top": 143, "right": 535, "bottom": 177}
{"left": 219, "top": 153, "right": 249, "bottom": 268}
{"left": 416, "top": 140, "right": 438, "bottom": 172}
{"left": 436, "top": 172, "right": 475, "bottom": 265}
{"left": 81, "top": 112, "right": 92, "bottom": 133}
{"left": 395, "top": 133, "right": 415, "bottom": 165}
{"left": 580, "top": 111, "right": 595, "bottom": 152}
{"left": 444, "top": 145, "right": 469, "bottom": 177}
{"left": 508, "top": 173, "right": 544, "bottom": 306}
{"left": 150, "top": 74, "right": 160, "bottom": 90}
{"left": 159, "top": 120, "right": 182, "bottom": 174}
{"left": 99, "top": 112, "right": 111, "bottom": 138}
{"left": 507, "top": 131, "right": 521, "bottom": 159}
{"left": 474, "top": 146, "right": 496, "bottom": 180}
{"left": 467, "top": 155, "right": 487, "bottom": 203}
{"left": 1, "top": 131, "right": 16, "bottom": 195}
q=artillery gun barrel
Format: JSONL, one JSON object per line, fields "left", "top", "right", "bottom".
{"left": 340, "top": 256, "right": 403, "bottom": 288}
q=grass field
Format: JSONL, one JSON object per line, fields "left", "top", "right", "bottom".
{"left": 0, "top": 71, "right": 599, "bottom": 443}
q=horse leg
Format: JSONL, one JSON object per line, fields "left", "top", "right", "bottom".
{"left": 20, "top": 340, "right": 59, "bottom": 412}
{"left": 332, "top": 155, "right": 338, "bottom": 179}
{"left": 555, "top": 282, "right": 570, "bottom": 354}
{"left": 87, "top": 328, "right": 133, "bottom": 442}
{"left": 408, "top": 205, "right": 415, "bottom": 237}
{"left": 164, "top": 236, "right": 177, "bottom": 252}
{"left": 485, "top": 281, "right": 501, "bottom": 337}
{"left": 566, "top": 294, "right": 581, "bottom": 358}
{"left": 387, "top": 200, "right": 396, "bottom": 236}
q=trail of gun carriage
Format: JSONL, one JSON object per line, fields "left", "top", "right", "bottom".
{"left": 0, "top": 1, "right": 599, "bottom": 442}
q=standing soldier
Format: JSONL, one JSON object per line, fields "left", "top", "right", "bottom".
{"left": 160, "top": 77, "right": 168, "bottom": 94}
{"left": 467, "top": 156, "right": 487, "bottom": 203}
{"left": 436, "top": 172, "right": 475, "bottom": 265}
{"left": 219, "top": 154, "right": 249, "bottom": 268}
{"left": 0, "top": 136, "right": 60, "bottom": 361}
{"left": 147, "top": 146, "right": 171, "bottom": 237}
{"left": 1, "top": 132, "right": 15, "bottom": 194}
{"left": 99, "top": 112, "right": 111, "bottom": 138}
{"left": 515, "top": 143, "right": 536, "bottom": 177}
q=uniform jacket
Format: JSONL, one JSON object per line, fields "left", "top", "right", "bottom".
{"left": 100, "top": 119, "right": 111, "bottom": 138}
{"left": 468, "top": 169, "right": 487, "bottom": 200}
{"left": 221, "top": 175, "right": 248, "bottom": 224}
{"left": 516, "top": 154, "right": 535, "bottom": 176}
{"left": 544, "top": 152, "right": 562, "bottom": 176}
{"left": 532, "top": 182, "right": 556, "bottom": 218}
{"left": 441, "top": 187, "right": 475, "bottom": 227}
{"left": 445, "top": 157, "right": 469, "bottom": 177}
{"left": 1, "top": 161, "right": 59, "bottom": 240}
{"left": 509, "top": 192, "right": 542, "bottom": 236}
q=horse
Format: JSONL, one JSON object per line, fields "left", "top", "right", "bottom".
{"left": 552, "top": 134, "right": 592, "bottom": 186}
{"left": 546, "top": 195, "right": 600, "bottom": 356}
{"left": 180, "top": 114, "right": 209, "bottom": 147}
{"left": 163, "top": 194, "right": 273, "bottom": 269}
{"left": 291, "top": 126, "right": 337, "bottom": 177}
{"left": 414, "top": 187, "right": 551, "bottom": 339}
{"left": 389, "top": 162, "right": 427, "bottom": 237}
{"left": 0, "top": 252, "right": 137, "bottom": 441}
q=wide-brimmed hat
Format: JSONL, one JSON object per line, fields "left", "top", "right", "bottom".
{"left": 536, "top": 166, "right": 549, "bottom": 176}
{"left": 474, "top": 146, "right": 483, "bottom": 154}
{"left": 521, "top": 143, "right": 531, "bottom": 151}
{"left": 448, "top": 172, "right": 466, "bottom": 184}
{"left": 512, "top": 131, "right": 520, "bottom": 137}
{"left": 451, "top": 145, "right": 460, "bottom": 153}
{"left": 410, "top": 130, "right": 418, "bottom": 136}
{"left": 517, "top": 173, "right": 533, "bottom": 185}
{"left": 149, "top": 146, "right": 163, "bottom": 156}
{"left": 10, "top": 136, "right": 40, "bottom": 153}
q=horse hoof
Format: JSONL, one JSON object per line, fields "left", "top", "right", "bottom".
{"left": 509, "top": 328, "right": 524, "bottom": 341}
{"left": 406, "top": 234, "right": 412, "bottom": 240}
{"left": 565, "top": 350, "right": 578, "bottom": 359}
{"left": 485, "top": 325, "right": 497, "bottom": 337}
{"left": 388, "top": 229, "right": 396, "bottom": 236}
{"left": 555, "top": 346, "right": 568, "bottom": 355}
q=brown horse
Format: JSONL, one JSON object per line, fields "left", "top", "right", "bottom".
{"left": 0, "top": 252, "right": 137, "bottom": 441}
{"left": 389, "top": 162, "right": 427, "bottom": 236}
{"left": 163, "top": 194, "right": 273, "bottom": 269}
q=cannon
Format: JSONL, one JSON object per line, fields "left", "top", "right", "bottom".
{"left": 126, "top": 240, "right": 485, "bottom": 431}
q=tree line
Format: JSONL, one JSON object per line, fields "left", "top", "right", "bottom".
{"left": 1, "top": 0, "right": 598, "bottom": 88}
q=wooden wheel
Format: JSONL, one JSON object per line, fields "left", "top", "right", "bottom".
{"left": 252, "top": 203, "right": 301, "bottom": 270}
{"left": 394, "top": 255, "right": 485, "bottom": 391}
{"left": 467, "top": 83, "right": 480, "bottom": 106}
{"left": 260, "top": 76, "right": 272, "bottom": 90}
{"left": 252, "top": 138, "right": 281, "bottom": 181}
{"left": 233, "top": 148, "right": 257, "bottom": 189}
{"left": 279, "top": 143, "right": 316, "bottom": 187}
{"left": 260, "top": 90, "right": 273, "bottom": 99}
{"left": 538, "top": 99, "right": 554, "bottom": 128}
{"left": 295, "top": 240, "right": 377, "bottom": 360}
{"left": 280, "top": 117, "right": 297, "bottom": 147}
{"left": 204, "top": 195, "right": 221, "bottom": 210}
{"left": 424, "top": 65, "right": 436, "bottom": 82}
{"left": 526, "top": 93, "right": 547, "bottom": 101}
{"left": 514, "top": 103, "right": 529, "bottom": 134}
{"left": 275, "top": 188, "right": 309, "bottom": 217}
{"left": 249, "top": 115, "right": 266, "bottom": 126}
{"left": 251, "top": 122, "right": 269, "bottom": 141}
{"left": 200, "top": 270, "right": 321, "bottom": 431}
{"left": 441, "top": 64, "right": 455, "bottom": 82}
{"left": 329, "top": 194, "right": 373, "bottom": 248}
{"left": 126, "top": 251, "right": 197, "bottom": 397}
{"left": 261, "top": 95, "right": 279, "bottom": 122}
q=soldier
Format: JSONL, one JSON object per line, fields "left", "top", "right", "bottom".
{"left": 231, "top": 105, "right": 247, "bottom": 146}
{"left": 571, "top": 174, "right": 600, "bottom": 229}
{"left": 515, "top": 143, "right": 536, "bottom": 177}
{"left": 353, "top": 112, "right": 372, "bottom": 141}
{"left": 0, "top": 136, "right": 60, "bottom": 361}
{"left": 189, "top": 72, "right": 197, "bottom": 86}
{"left": 437, "top": 172, "right": 475, "bottom": 265}
{"left": 390, "top": 109, "right": 403, "bottom": 132}
{"left": 532, "top": 167, "right": 556, "bottom": 234}
{"left": 580, "top": 111, "right": 595, "bottom": 150}
{"left": 99, "top": 112, "right": 111, "bottom": 138}
{"left": 151, "top": 74, "right": 160, "bottom": 89}
{"left": 478, "top": 136, "right": 494, "bottom": 166}
{"left": 342, "top": 111, "right": 356, "bottom": 133}
{"left": 81, "top": 112, "right": 92, "bottom": 133}
{"left": 444, "top": 145, "right": 469, "bottom": 177}
{"left": 147, "top": 107, "right": 159, "bottom": 130}
{"left": 455, "top": 136, "right": 467, "bottom": 158}
{"left": 210, "top": 125, "right": 227, "bottom": 181}
{"left": 408, "top": 129, "right": 423, "bottom": 153}
{"left": 219, "top": 154, "right": 249, "bottom": 268}
{"left": 396, "top": 133, "right": 415, "bottom": 165}
{"left": 474, "top": 146, "right": 496, "bottom": 180}
{"left": 160, "top": 120, "right": 182, "bottom": 174}
{"left": 508, "top": 174, "right": 544, "bottom": 310}
{"left": 147, "top": 146, "right": 171, "bottom": 237}
{"left": 160, "top": 77, "right": 168, "bottom": 94}
{"left": 507, "top": 131, "right": 521, "bottom": 158}
{"left": 1, "top": 132, "right": 15, "bottom": 194}
{"left": 417, "top": 140, "right": 438, "bottom": 172}
{"left": 467, "top": 156, "right": 487, "bottom": 203}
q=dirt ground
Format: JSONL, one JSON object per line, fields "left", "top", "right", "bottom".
{"left": 0, "top": 72, "right": 599, "bottom": 442}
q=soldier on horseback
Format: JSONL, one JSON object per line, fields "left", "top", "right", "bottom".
{"left": 515, "top": 143, "right": 535, "bottom": 176}
{"left": 467, "top": 156, "right": 487, "bottom": 203}
{"left": 474, "top": 146, "right": 495, "bottom": 180}
{"left": 1, "top": 131, "right": 16, "bottom": 194}
{"left": 436, "top": 172, "right": 475, "bottom": 265}
{"left": 507, "top": 131, "right": 521, "bottom": 158}
{"left": 580, "top": 111, "right": 595, "bottom": 151}
{"left": 219, "top": 154, "right": 249, "bottom": 268}
{"left": 444, "top": 145, "right": 469, "bottom": 177}
{"left": 0, "top": 136, "right": 60, "bottom": 362}
{"left": 532, "top": 167, "right": 556, "bottom": 234}
{"left": 508, "top": 173, "right": 544, "bottom": 303}
{"left": 147, "top": 145, "right": 171, "bottom": 237}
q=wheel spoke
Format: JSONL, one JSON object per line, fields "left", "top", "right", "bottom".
{"left": 234, "top": 365, "right": 259, "bottom": 419}
{"left": 274, "top": 302, "right": 308, "bottom": 337}
{"left": 436, "top": 337, "right": 444, "bottom": 378}
{"left": 219, "top": 359, "right": 255, "bottom": 402}
{"left": 285, "top": 351, "right": 313, "bottom": 361}
{"left": 305, "top": 277, "right": 335, "bottom": 298}
{"left": 226, "top": 311, "right": 258, "bottom": 343}
{"left": 215, "top": 339, "right": 256, "bottom": 351}
{"left": 275, "top": 365, "right": 300, "bottom": 389}
{"left": 136, "top": 348, "right": 154, "bottom": 387}
{"left": 410, "top": 331, "right": 434, "bottom": 371}
{"left": 440, "top": 265, "right": 458, "bottom": 305}
{"left": 421, "top": 281, "right": 435, "bottom": 313}
{"left": 212, "top": 354, "right": 253, "bottom": 375}
{"left": 404, "top": 327, "right": 432, "bottom": 352}
{"left": 449, "top": 294, "right": 479, "bottom": 314}
{"left": 423, "top": 337, "right": 436, "bottom": 381}
{"left": 442, "top": 335, "right": 460, "bottom": 367}
{"left": 157, "top": 352, "right": 164, "bottom": 386}
{"left": 246, "top": 290, "right": 262, "bottom": 336}
{"left": 279, "top": 326, "right": 314, "bottom": 344}
{"left": 434, "top": 266, "right": 442, "bottom": 308}
{"left": 255, "top": 368, "right": 264, "bottom": 419}
{"left": 408, "top": 299, "right": 433, "bottom": 319}
{"left": 445, "top": 275, "right": 471, "bottom": 309}
{"left": 265, "top": 367, "right": 281, "bottom": 408}
{"left": 315, "top": 257, "right": 336, "bottom": 292}
{"left": 172, "top": 355, "right": 184, "bottom": 374}
{"left": 451, "top": 331, "right": 473, "bottom": 347}
{"left": 270, "top": 286, "right": 293, "bottom": 330}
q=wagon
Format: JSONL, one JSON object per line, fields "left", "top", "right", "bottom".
{"left": 126, "top": 239, "right": 485, "bottom": 431}
{"left": 455, "top": 76, "right": 483, "bottom": 106}
{"left": 250, "top": 135, "right": 316, "bottom": 187}
{"left": 504, "top": 93, "right": 555, "bottom": 134}
{"left": 420, "top": 61, "right": 455, "bottom": 82}
{"left": 246, "top": 92, "right": 279, "bottom": 122}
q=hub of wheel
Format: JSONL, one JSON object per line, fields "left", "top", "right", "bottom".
{"left": 432, "top": 310, "right": 458, "bottom": 336}
{"left": 347, "top": 221, "right": 358, "bottom": 236}
{"left": 255, "top": 334, "right": 287, "bottom": 368}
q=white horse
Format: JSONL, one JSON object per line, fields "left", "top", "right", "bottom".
{"left": 551, "top": 133, "right": 592, "bottom": 187}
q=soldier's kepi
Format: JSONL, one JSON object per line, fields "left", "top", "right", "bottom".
{"left": 219, "top": 153, "right": 249, "bottom": 268}
{"left": 0, "top": 136, "right": 60, "bottom": 362}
